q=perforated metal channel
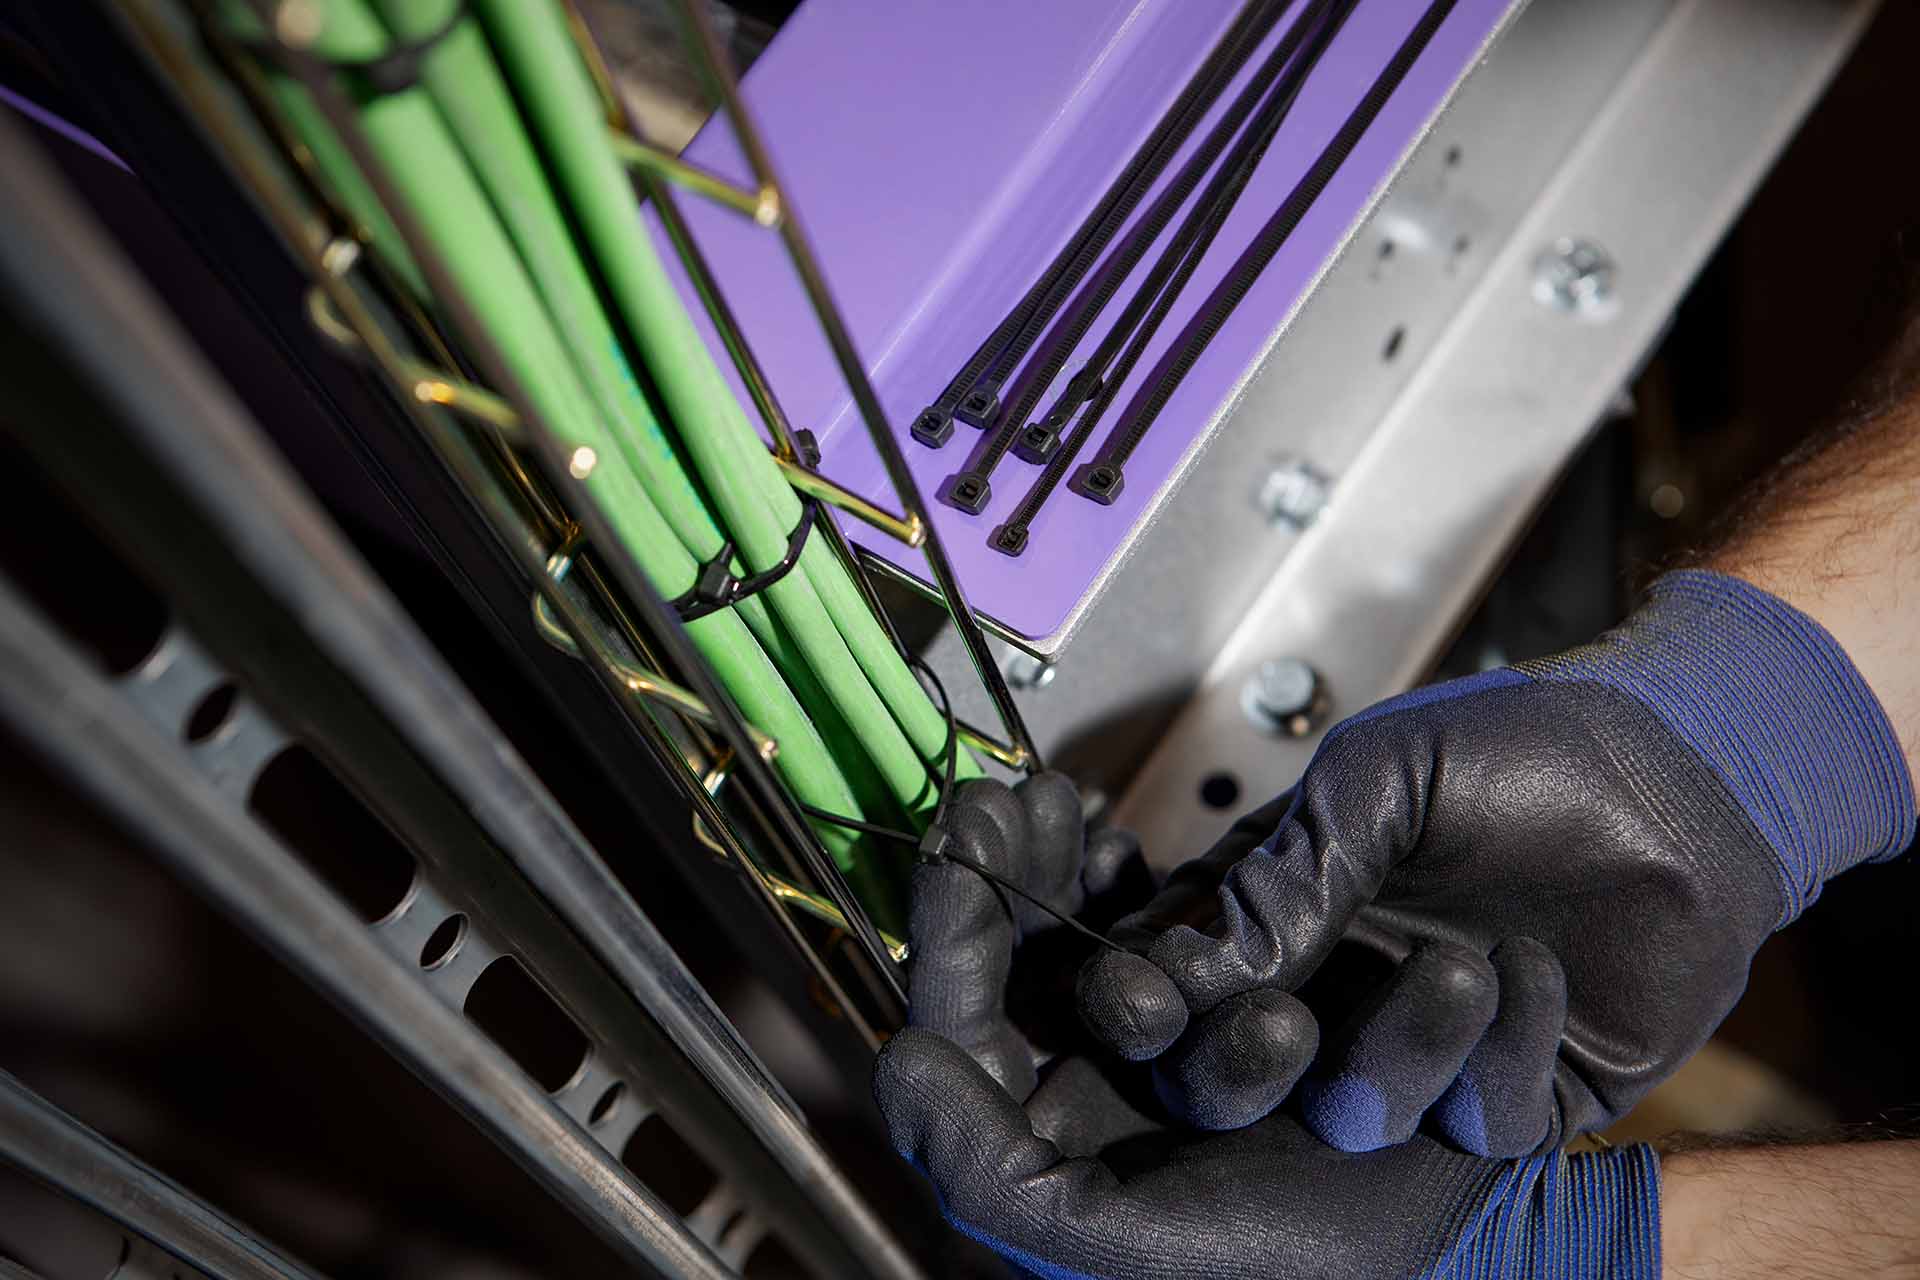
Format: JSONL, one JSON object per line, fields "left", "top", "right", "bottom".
{"left": 114, "top": 622, "right": 766, "bottom": 1272}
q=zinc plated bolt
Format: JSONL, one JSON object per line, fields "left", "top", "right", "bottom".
{"left": 1533, "top": 238, "right": 1617, "bottom": 320}
{"left": 1241, "top": 658, "right": 1328, "bottom": 738}
{"left": 1004, "top": 653, "right": 1056, "bottom": 692}
{"left": 1257, "top": 459, "right": 1330, "bottom": 531}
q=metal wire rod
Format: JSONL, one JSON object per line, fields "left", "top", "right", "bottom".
{"left": 532, "top": 528, "right": 781, "bottom": 759}
{"left": 316, "top": 279, "right": 932, "bottom": 557}
{"left": 658, "top": 0, "right": 1044, "bottom": 775}
{"left": 609, "top": 129, "right": 778, "bottom": 226}
{"left": 303, "top": 286, "right": 526, "bottom": 438}
{"left": 559, "top": 23, "right": 959, "bottom": 795}
{"left": 0, "top": 1071, "right": 332, "bottom": 1280}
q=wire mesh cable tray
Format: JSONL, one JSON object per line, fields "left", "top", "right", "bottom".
{"left": 114, "top": 0, "right": 1045, "bottom": 1002}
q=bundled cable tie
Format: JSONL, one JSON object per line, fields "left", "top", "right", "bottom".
{"left": 670, "top": 496, "right": 820, "bottom": 622}
{"left": 238, "top": 1, "right": 470, "bottom": 101}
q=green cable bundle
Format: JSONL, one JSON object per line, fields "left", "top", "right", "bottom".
{"left": 217, "top": 0, "right": 982, "bottom": 923}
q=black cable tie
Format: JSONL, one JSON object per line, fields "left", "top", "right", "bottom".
{"left": 670, "top": 498, "right": 819, "bottom": 622}
{"left": 793, "top": 428, "right": 823, "bottom": 470}
{"left": 238, "top": 1, "right": 469, "bottom": 101}
{"left": 802, "top": 805, "right": 1124, "bottom": 955}
{"left": 798, "top": 651, "right": 1121, "bottom": 955}
{"left": 916, "top": 823, "right": 954, "bottom": 866}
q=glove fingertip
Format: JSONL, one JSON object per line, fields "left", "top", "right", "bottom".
{"left": 873, "top": 1028, "right": 1065, "bottom": 1232}
{"left": 1155, "top": 989, "right": 1317, "bottom": 1131}
{"left": 873, "top": 1028, "right": 1009, "bottom": 1155}
{"left": 1432, "top": 1072, "right": 1495, "bottom": 1156}
{"left": 1299, "top": 1072, "right": 1392, "bottom": 1153}
{"left": 1077, "top": 949, "right": 1188, "bottom": 1061}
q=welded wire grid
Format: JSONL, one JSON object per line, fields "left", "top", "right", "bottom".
{"left": 110, "top": 0, "right": 1041, "bottom": 1020}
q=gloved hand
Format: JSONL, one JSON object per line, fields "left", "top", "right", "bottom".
{"left": 1078, "top": 570, "right": 1916, "bottom": 1156}
{"left": 874, "top": 772, "right": 1663, "bottom": 1280}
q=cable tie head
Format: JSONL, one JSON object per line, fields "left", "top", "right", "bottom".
{"left": 989, "top": 523, "right": 1029, "bottom": 557}
{"left": 911, "top": 407, "right": 955, "bottom": 449}
{"left": 916, "top": 823, "right": 953, "bottom": 867}
{"left": 693, "top": 555, "right": 737, "bottom": 605}
{"left": 1013, "top": 423, "right": 1059, "bottom": 464}
{"left": 793, "top": 428, "right": 822, "bottom": 469}
{"left": 943, "top": 471, "right": 992, "bottom": 515}
{"left": 1070, "top": 462, "right": 1124, "bottom": 505}
{"left": 955, "top": 380, "right": 1003, "bottom": 428}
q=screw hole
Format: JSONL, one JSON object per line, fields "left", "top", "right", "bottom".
{"left": 1445, "top": 144, "right": 1463, "bottom": 168}
{"left": 184, "top": 681, "right": 238, "bottom": 743}
{"left": 589, "top": 1080, "right": 627, "bottom": 1127}
{"left": 1377, "top": 239, "right": 1396, "bottom": 261}
{"left": 1198, "top": 772, "right": 1241, "bottom": 811}
{"left": 1382, "top": 326, "right": 1407, "bottom": 362}
{"left": 420, "top": 913, "right": 467, "bottom": 969}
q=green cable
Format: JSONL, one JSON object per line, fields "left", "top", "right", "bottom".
{"left": 249, "top": 57, "right": 427, "bottom": 299}
{"left": 360, "top": 0, "right": 934, "bottom": 849}
{"left": 363, "top": 0, "right": 828, "bottom": 719}
{"left": 472, "top": 0, "right": 983, "bottom": 816}
{"left": 219, "top": 0, "right": 879, "bottom": 886}
{"left": 361, "top": 0, "right": 922, "bottom": 877}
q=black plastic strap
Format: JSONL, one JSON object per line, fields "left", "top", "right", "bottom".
{"left": 237, "top": 1, "right": 468, "bottom": 100}
{"left": 797, "top": 655, "right": 1126, "bottom": 957}
{"left": 670, "top": 498, "right": 819, "bottom": 622}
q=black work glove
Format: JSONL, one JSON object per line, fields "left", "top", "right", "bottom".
{"left": 1078, "top": 571, "right": 1915, "bottom": 1156}
{"left": 873, "top": 773, "right": 1662, "bottom": 1280}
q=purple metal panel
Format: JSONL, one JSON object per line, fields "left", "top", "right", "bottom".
{"left": 653, "top": 0, "right": 1514, "bottom": 642}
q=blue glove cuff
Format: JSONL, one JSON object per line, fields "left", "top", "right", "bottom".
{"left": 1428, "top": 1144, "right": 1662, "bottom": 1280}
{"left": 1525, "top": 569, "right": 1916, "bottom": 924}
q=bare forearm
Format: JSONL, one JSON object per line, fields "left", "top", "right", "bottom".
{"left": 1661, "top": 1140, "right": 1920, "bottom": 1278}
{"left": 1700, "top": 395, "right": 1920, "bottom": 775}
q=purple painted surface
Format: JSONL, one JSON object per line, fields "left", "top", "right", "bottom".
{"left": 654, "top": 0, "right": 1511, "bottom": 641}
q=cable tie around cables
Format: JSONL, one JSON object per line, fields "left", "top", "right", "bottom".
{"left": 238, "top": 1, "right": 471, "bottom": 102}
{"left": 797, "top": 807, "right": 1125, "bottom": 956}
{"left": 669, "top": 497, "right": 820, "bottom": 622}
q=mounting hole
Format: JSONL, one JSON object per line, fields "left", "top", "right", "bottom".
{"left": 1382, "top": 326, "right": 1407, "bottom": 362}
{"left": 183, "top": 681, "right": 239, "bottom": 743}
{"left": 466, "top": 955, "right": 589, "bottom": 1091}
{"left": 1377, "top": 239, "right": 1396, "bottom": 261}
{"left": 589, "top": 1080, "right": 627, "bottom": 1128}
{"left": 419, "top": 913, "right": 467, "bottom": 969}
{"left": 250, "top": 746, "right": 417, "bottom": 923}
{"left": 1198, "top": 772, "right": 1241, "bottom": 811}
{"left": 1445, "top": 144, "right": 1463, "bottom": 168}
{"left": 623, "top": 1114, "right": 716, "bottom": 1215}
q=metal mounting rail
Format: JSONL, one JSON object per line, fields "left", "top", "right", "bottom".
{"left": 0, "top": 580, "right": 732, "bottom": 1280}
{"left": 0, "top": 110, "right": 922, "bottom": 1280}
{"left": 0, "top": 1072, "right": 330, "bottom": 1280}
